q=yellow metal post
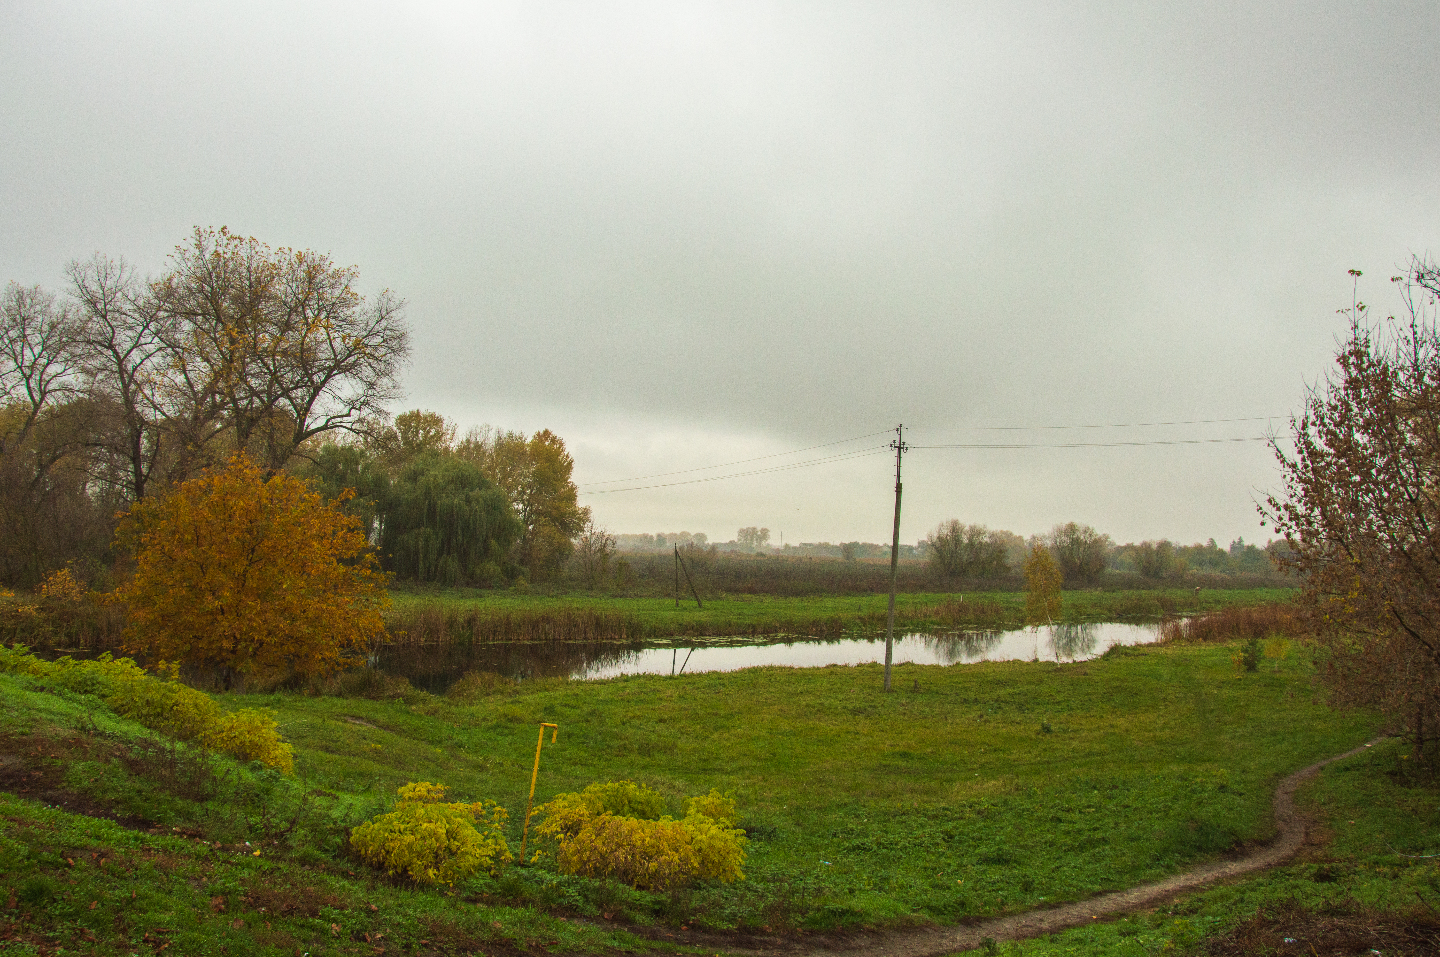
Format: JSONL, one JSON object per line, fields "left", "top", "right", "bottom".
{"left": 520, "top": 722, "right": 558, "bottom": 862}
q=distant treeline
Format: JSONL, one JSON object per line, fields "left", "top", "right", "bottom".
{"left": 612, "top": 531, "right": 922, "bottom": 560}
{"left": 565, "top": 520, "right": 1290, "bottom": 596}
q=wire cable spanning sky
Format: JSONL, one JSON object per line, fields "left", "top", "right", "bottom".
{"left": 584, "top": 445, "right": 892, "bottom": 494}
{"left": 579, "top": 428, "right": 894, "bottom": 487}
{"left": 580, "top": 421, "right": 1282, "bottom": 531}
{"left": 2, "top": 2, "right": 1434, "bottom": 544}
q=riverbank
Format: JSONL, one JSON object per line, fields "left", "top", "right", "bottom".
{"left": 384, "top": 586, "right": 1294, "bottom": 644}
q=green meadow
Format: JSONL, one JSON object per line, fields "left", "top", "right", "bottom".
{"left": 8, "top": 633, "right": 1435, "bottom": 956}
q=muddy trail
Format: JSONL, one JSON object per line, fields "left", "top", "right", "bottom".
{"left": 652, "top": 737, "right": 1388, "bottom": 957}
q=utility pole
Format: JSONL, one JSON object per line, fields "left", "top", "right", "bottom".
{"left": 674, "top": 545, "right": 703, "bottom": 609}
{"left": 884, "top": 424, "right": 907, "bottom": 692}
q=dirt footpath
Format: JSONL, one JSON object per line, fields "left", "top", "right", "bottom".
{"left": 731, "top": 737, "right": 1387, "bottom": 957}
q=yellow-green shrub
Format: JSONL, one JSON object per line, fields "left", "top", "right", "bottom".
{"left": 685, "top": 789, "right": 737, "bottom": 826}
{"left": 538, "top": 780, "right": 667, "bottom": 837}
{"left": 678, "top": 805, "right": 746, "bottom": 883}
{"left": 46, "top": 652, "right": 149, "bottom": 696}
{"left": 350, "top": 782, "right": 511, "bottom": 886}
{"left": 201, "top": 709, "right": 295, "bottom": 774}
{"left": 555, "top": 813, "right": 699, "bottom": 891}
{"left": 535, "top": 783, "right": 746, "bottom": 890}
{"left": 104, "top": 669, "right": 224, "bottom": 739}
{"left": 0, "top": 645, "right": 293, "bottom": 773}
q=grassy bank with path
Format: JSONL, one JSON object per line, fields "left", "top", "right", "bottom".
{"left": 5, "top": 633, "right": 1422, "bottom": 956}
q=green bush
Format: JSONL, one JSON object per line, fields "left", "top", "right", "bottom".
{"left": 535, "top": 782, "right": 746, "bottom": 890}
{"left": 350, "top": 782, "right": 512, "bottom": 886}
{"left": 0, "top": 642, "right": 45, "bottom": 676}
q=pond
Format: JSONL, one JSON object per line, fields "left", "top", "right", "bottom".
{"left": 375, "top": 621, "right": 1163, "bottom": 692}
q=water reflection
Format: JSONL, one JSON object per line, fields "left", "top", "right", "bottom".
{"left": 374, "top": 639, "right": 648, "bottom": 692}
{"left": 373, "top": 621, "right": 1161, "bottom": 690}
{"left": 921, "top": 631, "right": 1005, "bottom": 664}
{"left": 1047, "top": 623, "right": 1099, "bottom": 661}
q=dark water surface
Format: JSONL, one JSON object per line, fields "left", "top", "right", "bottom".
{"left": 376, "top": 622, "right": 1162, "bottom": 692}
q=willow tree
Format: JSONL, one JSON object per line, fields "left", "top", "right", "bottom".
{"left": 1024, "top": 543, "right": 1063, "bottom": 626}
{"left": 1266, "top": 259, "right": 1440, "bottom": 757}
{"left": 1049, "top": 522, "right": 1111, "bottom": 585}
{"left": 380, "top": 453, "right": 520, "bottom": 585}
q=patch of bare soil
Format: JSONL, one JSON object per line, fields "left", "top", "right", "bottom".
{"left": 240, "top": 877, "right": 349, "bottom": 918}
{"left": 1204, "top": 900, "right": 1440, "bottom": 956}
{"left": 0, "top": 730, "right": 155, "bottom": 828}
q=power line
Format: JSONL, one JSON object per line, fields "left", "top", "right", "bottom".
{"left": 579, "top": 428, "right": 893, "bottom": 487}
{"left": 913, "top": 436, "right": 1271, "bottom": 449}
{"left": 578, "top": 417, "right": 1281, "bottom": 496}
{"left": 583, "top": 446, "right": 890, "bottom": 494}
{"left": 964, "top": 415, "right": 1282, "bottom": 431}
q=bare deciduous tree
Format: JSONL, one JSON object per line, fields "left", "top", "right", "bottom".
{"left": 574, "top": 519, "right": 616, "bottom": 589}
{"left": 1049, "top": 522, "right": 1111, "bottom": 585}
{"left": 152, "top": 228, "right": 409, "bottom": 472}
{"left": 0, "top": 284, "right": 104, "bottom": 583}
{"left": 1, "top": 283, "right": 80, "bottom": 461}
{"left": 924, "top": 520, "right": 1009, "bottom": 582}
{"left": 68, "top": 255, "right": 171, "bottom": 502}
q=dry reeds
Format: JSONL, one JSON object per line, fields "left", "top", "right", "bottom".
{"left": 931, "top": 598, "right": 1007, "bottom": 630}
{"left": 1159, "top": 604, "right": 1303, "bottom": 644}
{"left": 385, "top": 605, "right": 642, "bottom": 645}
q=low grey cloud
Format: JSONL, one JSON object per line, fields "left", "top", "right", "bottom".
{"left": 3, "top": 1, "right": 1436, "bottom": 546}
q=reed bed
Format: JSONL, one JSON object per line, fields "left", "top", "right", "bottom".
{"left": 1159, "top": 603, "right": 1303, "bottom": 644}
{"left": 383, "top": 602, "right": 865, "bottom": 645}
{"left": 385, "top": 604, "right": 644, "bottom": 645}
{"left": 927, "top": 598, "right": 1010, "bottom": 630}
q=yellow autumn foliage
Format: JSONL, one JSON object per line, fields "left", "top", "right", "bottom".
{"left": 38, "top": 567, "right": 87, "bottom": 603}
{"left": 535, "top": 782, "right": 746, "bottom": 891}
{"left": 350, "top": 782, "right": 512, "bottom": 886}
{"left": 115, "top": 454, "right": 389, "bottom": 686}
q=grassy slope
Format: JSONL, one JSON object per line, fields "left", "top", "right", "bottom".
{"left": 386, "top": 587, "right": 1294, "bottom": 639}
{"left": 247, "top": 641, "right": 1369, "bottom": 929}
{"left": 0, "top": 675, "right": 656, "bottom": 957}
{"left": 5, "top": 640, "right": 1431, "bottom": 956}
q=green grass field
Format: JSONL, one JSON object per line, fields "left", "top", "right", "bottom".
{"left": 5, "top": 637, "right": 1436, "bottom": 955}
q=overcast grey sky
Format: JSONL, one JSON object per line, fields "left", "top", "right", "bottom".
{"left": 3, "top": 1, "right": 1437, "bottom": 546}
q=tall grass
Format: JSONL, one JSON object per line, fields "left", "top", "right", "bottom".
{"left": 383, "top": 590, "right": 1293, "bottom": 647}
{"left": 387, "top": 604, "right": 643, "bottom": 644}
{"left": 383, "top": 602, "right": 860, "bottom": 645}
{"left": 1159, "top": 604, "right": 1303, "bottom": 643}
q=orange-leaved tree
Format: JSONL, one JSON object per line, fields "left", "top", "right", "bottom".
{"left": 115, "top": 454, "right": 389, "bottom": 687}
